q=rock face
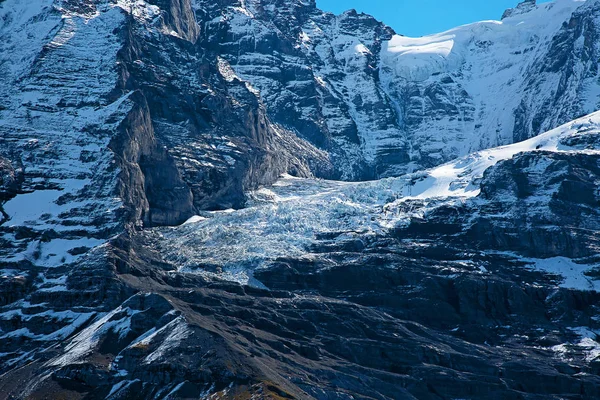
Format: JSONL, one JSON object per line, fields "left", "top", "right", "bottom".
{"left": 381, "top": 0, "right": 600, "bottom": 171}
{"left": 198, "top": 0, "right": 400, "bottom": 179}
{"left": 502, "top": 0, "right": 537, "bottom": 19}
{"left": 398, "top": 150, "right": 600, "bottom": 259}
{"left": 473, "top": 151, "right": 600, "bottom": 258}
{"left": 201, "top": 0, "right": 600, "bottom": 177}
{"left": 115, "top": 0, "right": 334, "bottom": 214}
{"left": 1, "top": 0, "right": 600, "bottom": 399}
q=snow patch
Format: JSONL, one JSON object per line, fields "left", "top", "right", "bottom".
{"left": 183, "top": 215, "right": 207, "bottom": 225}
{"left": 552, "top": 326, "right": 600, "bottom": 362}
{"left": 48, "top": 303, "right": 141, "bottom": 367}
{"left": 531, "top": 257, "right": 600, "bottom": 292}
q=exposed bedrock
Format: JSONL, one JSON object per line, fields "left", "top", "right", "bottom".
{"left": 397, "top": 151, "right": 600, "bottom": 259}
{"left": 113, "top": 0, "right": 334, "bottom": 214}
{"left": 109, "top": 91, "right": 194, "bottom": 228}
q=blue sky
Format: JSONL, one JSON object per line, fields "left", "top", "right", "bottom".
{"left": 315, "top": 0, "right": 549, "bottom": 37}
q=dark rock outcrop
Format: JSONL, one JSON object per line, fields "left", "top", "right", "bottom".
{"left": 0, "top": 156, "right": 22, "bottom": 202}
{"left": 115, "top": 0, "right": 334, "bottom": 211}
{"left": 109, "top": 91, "right": 194, "bottom": 227}
{"left": 396, "top": 151, "right": 600, "bottom": 259}
{"left": 472, "top": 151, "right": 600, "bottom": 257}
{"left": 502, "top": 0, "right": 537, "bottom": 20}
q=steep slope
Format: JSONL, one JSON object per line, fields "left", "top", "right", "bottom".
{"left": 381, "top": 0, "right": 600, "bottom": 168}
{"left": 0, "top": 0, "right": 330, "bottom": 390}
{"left": 194, "top": 0, "right": 398, "bottom": 179}
{"left": 206, "top": 0, "right": 600, "bottom": 177}
{"left": 197, "top": 0, "right": 409, "bottom": 179}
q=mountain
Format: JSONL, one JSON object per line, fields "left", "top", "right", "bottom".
{"left": 1, "top": 0, "right": 600, "bottom": 399}
{"left": 207, "top": 0, "right": 600, "bottom": 177}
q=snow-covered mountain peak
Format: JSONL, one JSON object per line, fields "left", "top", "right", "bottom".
{"left": 202, "top": 0, "right": 600, "bottom": 179}
{"left": 378, "top": 0, "right": 600, "bottom": 174}
{"left": 383, "top": 0, "right": 585, "bottom": 82}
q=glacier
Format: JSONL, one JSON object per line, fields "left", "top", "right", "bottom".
{"left": 151, "top": 110, "right": 600, "bottom": 289}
